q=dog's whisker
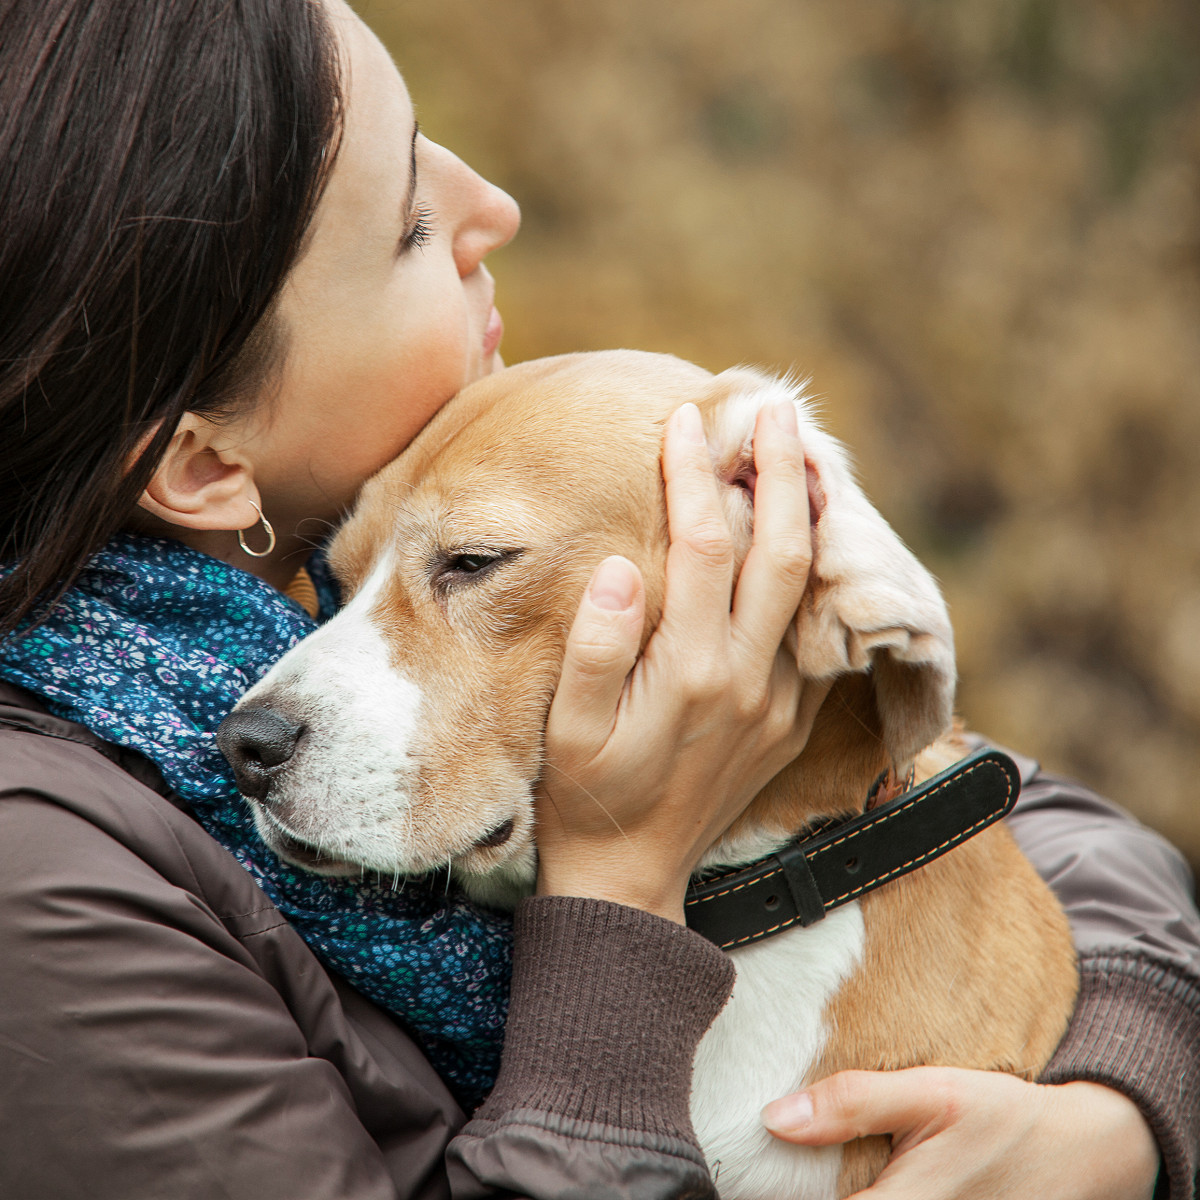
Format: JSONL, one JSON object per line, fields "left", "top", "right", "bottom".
{"left": 541, "top": 760, "right": 631, "bottom": 845}
{"left": 832, "top": 684, "right": 884, "bottom": 745}
{"left": 537, "top": 779, "right": 563, "bottom": 821}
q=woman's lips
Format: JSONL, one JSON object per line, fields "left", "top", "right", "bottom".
{"left": 483, "top": 305, "right": 504, "bottom": 358}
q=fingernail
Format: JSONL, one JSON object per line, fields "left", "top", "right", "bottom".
{"left": 589, "top": 556, "right": 638, "bottom": 611}
{"left": 673, "top": 402, "right": 706, "bottom": 444}
{"left": 761, "top": 1091, "right": 813, "bottom": 1133}
{"left": 770, "top": 401, "right": 799, "bottom": 436}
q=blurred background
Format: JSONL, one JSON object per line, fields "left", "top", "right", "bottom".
{"left": 353, "top": 0, "right": 1200, "bottom": 880}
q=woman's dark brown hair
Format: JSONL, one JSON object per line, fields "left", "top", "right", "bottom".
{"left": 0, "top": 0, "right": 343, "bottom": 638}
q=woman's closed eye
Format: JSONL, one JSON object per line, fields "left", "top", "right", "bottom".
{"left": 398, "top": 203, "right": 435, "bottom": 254}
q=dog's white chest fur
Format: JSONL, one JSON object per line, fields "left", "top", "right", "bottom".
{"left": 691, "top": 902, "right": 865, "bottom": 1200}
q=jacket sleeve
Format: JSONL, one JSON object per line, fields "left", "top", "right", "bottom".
{"left": 998, "top": 746, "right": 1200, "bottom": 1200}
{"left": 447, "top": 896, "right": 735, "bottom": 1200}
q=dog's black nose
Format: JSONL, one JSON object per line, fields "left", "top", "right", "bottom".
{"left": 216, "top": 707, "right": 304, "bottom": 800}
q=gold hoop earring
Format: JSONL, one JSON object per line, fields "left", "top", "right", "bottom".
{"left": 237, "top": 500, "right": 276, "bottom": 558}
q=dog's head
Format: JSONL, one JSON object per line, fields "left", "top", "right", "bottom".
{"left": 218, "top": 350, "right": 955, "bottom": 904}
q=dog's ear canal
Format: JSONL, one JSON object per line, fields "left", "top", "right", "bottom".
{"left": 724, "top": 449, "right": 758, "bottom": 502}
{"left": 698, "top": 366, "right": 806, "bottom": 502}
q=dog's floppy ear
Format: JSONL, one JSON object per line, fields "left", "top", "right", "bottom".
{"left": 700, "top": 366, "right": 956, "bottom": 771}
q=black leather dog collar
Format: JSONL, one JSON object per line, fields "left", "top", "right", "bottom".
{"left": 685, "top": 748, "right": 1020, "bottom": 951}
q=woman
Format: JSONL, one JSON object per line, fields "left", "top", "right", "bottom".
{"left": 0, "top": 2, "right": 1195, "bottom": 1198}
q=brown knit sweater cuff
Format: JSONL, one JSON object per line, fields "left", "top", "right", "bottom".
{"left": 476, "top": 895, "right": 736, "bottom": 1145}
{"left": 1040, "top": 951, "right": 1200, "bottom": 1200}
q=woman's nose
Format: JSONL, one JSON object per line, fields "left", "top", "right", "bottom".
{"left": 450, "top": 164, "right": 521, "bottom": 279}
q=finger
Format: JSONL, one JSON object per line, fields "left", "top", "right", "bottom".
{"left": 842, "top": 1171, "right": 924, "bottom": 1200}
{"left": 657, "top": 402, "right": 736, "bottom": 645}
{"left": 731, "top": 402, "right": 813, "bottom": 660}
{"left": 545, "top": 556, "right": 646, "bottom": 757}
{"left": 761, "top": 1069, "right": 952, "bottom": 1147}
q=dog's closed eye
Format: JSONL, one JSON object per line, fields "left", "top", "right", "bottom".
{"left": 431, "top": 548, "right": 524, "bottom": 592}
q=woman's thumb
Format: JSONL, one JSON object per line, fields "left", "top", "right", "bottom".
{"left": 546, "top": 556, "right": 645, "bottom": 753}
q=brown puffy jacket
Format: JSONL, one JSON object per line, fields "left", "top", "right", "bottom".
{"left": 0, "top": 682, "right": 1197, "bottom": 1199}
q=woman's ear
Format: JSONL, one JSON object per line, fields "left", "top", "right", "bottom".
{"left": 136, "top": 412, "right": 259, "bottom": 532}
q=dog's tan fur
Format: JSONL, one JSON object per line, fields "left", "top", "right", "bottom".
{"left": 243, "top": 350, "right": 1077, "bottom": 1197}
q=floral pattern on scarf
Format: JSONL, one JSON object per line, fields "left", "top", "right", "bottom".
{"left": 0, "top": 533, "right": 512, "bottom": 1107}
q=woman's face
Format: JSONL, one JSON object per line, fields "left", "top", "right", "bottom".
{"left": 236, "top": 0, "right": 520, "bottom": 534}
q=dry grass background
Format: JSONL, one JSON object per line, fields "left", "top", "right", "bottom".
{"left": 353, "top": 0, "right": 1200, "bottom": 878}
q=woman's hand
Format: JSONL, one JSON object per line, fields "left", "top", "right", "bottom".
{"left": 761, "top": 1067, "right": 1161, "bottom": 1200}
{"left": 535, "top": 399, "right": 829, "bottom": 922}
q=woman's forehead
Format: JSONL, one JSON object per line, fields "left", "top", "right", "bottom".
{"left": 330, "top": 2, "right": 415, "bottom": 144}
{"left": 286, "top": 5, "right": 415, "bottom": 274}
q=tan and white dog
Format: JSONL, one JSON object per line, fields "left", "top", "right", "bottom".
{"left": 221, "top": 351, "right": 1077, "bottom": 1199}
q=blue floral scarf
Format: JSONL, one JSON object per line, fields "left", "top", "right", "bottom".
{"left": 0, "top": 533, "right": 512, "bottom": 1107}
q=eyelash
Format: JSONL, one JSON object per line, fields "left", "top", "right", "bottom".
{"left": 400, "top": 204, "right": 435, "bottom": 253}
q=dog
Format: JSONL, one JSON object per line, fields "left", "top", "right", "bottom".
{"left": 218, "top": 350, "right": 1078, "bottom": 1199}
